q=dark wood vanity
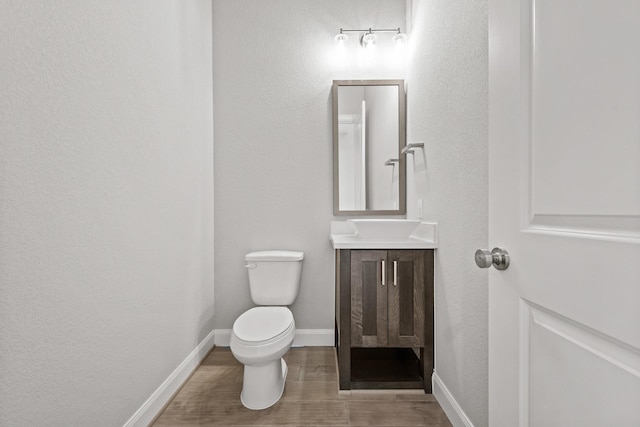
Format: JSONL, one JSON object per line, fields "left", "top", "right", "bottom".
{"left": 335, "top": 248, "right": 434, "bottom": 392}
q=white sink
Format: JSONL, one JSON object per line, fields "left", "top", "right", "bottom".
{"left": 330, "top": 220, "right": 438, "bottom": 249}
{"left": 348, "top": 219, "right": 421, "bottom": 240}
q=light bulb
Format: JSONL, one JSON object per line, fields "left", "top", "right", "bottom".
{"left": 334, "top": 32, "right": 349, "bottom": 47}
{"left": 361, "top": 32, "right": 377, "bottom": 49}
{"left": 393, "top": 32, "right": 407, "bottom": 47}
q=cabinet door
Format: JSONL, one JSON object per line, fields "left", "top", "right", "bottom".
{"left": 387, "top": 250, "right": 425, "bottom": 347}
{"left": 351, "top": 250, "right": 388, "bottom": 347}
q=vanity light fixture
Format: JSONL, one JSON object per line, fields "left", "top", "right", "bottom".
{"left": 335, "top": 27, "right": 407, "bottom": 48}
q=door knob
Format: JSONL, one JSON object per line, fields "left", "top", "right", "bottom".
{"left": 475, "top": 248, "right": 510, "bottom": 270}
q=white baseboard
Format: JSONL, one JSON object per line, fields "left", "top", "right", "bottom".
{"left": 214, "top": 329, "right": 232, "bottom": 346}
{"left": 214, "top": 328, "right": 334, "bottom": 347}
{"left": 123, "top": 329, "right": 216, "bottom": 427}
{"left": 432, "top": 372, "right": 475, "bottom": 427}
{"left": 292, "top": 329, "right": 335, "bottom": 347}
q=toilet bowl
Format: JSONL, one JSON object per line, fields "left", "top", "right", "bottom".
{"left": 230, "top": 306, "right": 296, "bottom": 410}
{"left": 228, "top": 250, "right": 303, "bottom": 410}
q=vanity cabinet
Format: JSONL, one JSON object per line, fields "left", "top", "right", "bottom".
{"left": 335, "top": 249, "right": 434, "bottom": 392}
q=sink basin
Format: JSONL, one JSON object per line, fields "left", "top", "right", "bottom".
{"left": 348, "top": 219, "right": 421, "bottom": 240}
{"left": 330, "top": 220, "right": 438, "bottom": 249}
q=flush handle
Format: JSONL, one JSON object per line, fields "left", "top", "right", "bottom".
{"left": 245, "top": 263, "right": 257, "bottom": 269}
{"left": 475, "top": 248, "right": 510, "bottom": 271}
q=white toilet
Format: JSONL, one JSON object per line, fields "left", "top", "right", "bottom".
{"left": 229, "top": 250, "right": 304, "bottom": 410}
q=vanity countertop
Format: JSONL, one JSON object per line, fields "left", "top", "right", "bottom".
{"left": 330, "top": 220, "right": 438, "bottom": 249}
{"left": 330, "top": 234, "right": 438, "bottom": 249}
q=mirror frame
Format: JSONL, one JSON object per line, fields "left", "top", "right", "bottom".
{"left": 332, "top": 79, "right": 406, "bottom": 216}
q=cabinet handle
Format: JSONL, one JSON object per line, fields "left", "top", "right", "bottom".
{"left": 393, "top": 260, "right": 398, "bottom": 286}
{"left": 381, "top": 260, "right": 386, "bottom": 286}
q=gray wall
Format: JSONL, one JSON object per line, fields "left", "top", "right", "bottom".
{"left": 0, "top": 1, "right": 214, "bottom": 425}
{"left": 212, "top": 0, "right": 406, "bottom": 330}
{"left": 406, "top": 1, "right": 489, "bottom": 425}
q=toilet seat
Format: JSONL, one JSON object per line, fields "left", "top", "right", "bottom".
{"left": 230, "top": 306, "right": 296, "bottom": 367}
{"left": 232, "top": 306, "right": 294, "bottom": 346}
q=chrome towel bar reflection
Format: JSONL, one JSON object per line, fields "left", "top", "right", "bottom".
{"left": 401, "top": 142, "right": 424, "bottom": 155}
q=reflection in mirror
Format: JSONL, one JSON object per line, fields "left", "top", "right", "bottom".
{"left": 332, "top": 80, "right": 406, "bottom": 216}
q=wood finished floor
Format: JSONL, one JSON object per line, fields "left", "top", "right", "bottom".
{"left": 152, "top": 347, "right": 452, "bottom": 427}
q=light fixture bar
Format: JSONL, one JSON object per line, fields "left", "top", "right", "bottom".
{"left": 339, "top": 27, "right": 403, "bottom": 34}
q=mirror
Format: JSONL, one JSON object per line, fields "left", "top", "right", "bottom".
{"left": 332, "top": 80, "right": 406, "bottom": 216}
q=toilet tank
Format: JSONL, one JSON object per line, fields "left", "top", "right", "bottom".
{"left": 245, "top": 250, "right": 304, "bottom": 306}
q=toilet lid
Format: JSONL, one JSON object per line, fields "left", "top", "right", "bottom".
{"left": 233, "top": 307, "right": 294, "bottom": 343}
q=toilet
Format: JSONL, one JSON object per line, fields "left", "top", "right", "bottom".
{"left": 229, "top": 250, "right": 304, "bottom": 410}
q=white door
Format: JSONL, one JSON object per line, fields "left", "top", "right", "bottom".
{"left": 488, "top": 0, "right": 640, "bottom": 426}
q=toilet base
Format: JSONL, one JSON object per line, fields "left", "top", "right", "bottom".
{"left": 240, "top": 357, "right": 288, "bottom": 410}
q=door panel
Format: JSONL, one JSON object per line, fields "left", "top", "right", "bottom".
{"left": 528, "top": 0, "right": 640, "bottom": 236}
{"left": 351, "top": 250, "right": 387, "bottom": 347}
{"left": 523, "top": 301, "right": 640, "bottom": 427}
{"left": 531, "top": 1, "right": 640, "bottom": 220}
{"left": 489, "top": 0, "right": 640, "bottom": 425}
{"left": 398, "top": 259, "right": 414, "bottom": 337}
{"left": 388, "top": 250, "right": 424, "bottom": 347}
{"left": 361, "top": 263, "right": 378, "bottom": 337}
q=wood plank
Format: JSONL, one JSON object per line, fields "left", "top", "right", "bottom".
{"left": 361, "top": 262, "right": 378, "bottom": 336}
{"left": 375, "top": 255, "right": 388, "bottom": 347}
{"left": 333, "top": 249, "right": 341, "bottom": 347}
{"left": 350, "top": 380, "right": 425, "bottom": 390}
{"left": 351, "top": 251, "right": 364, "bottom": 347}
{"left": 338, "top": 249, "right": 351, "bottom": 390}
{"left": 347, "top": 400, "right": 452, "bottom": 426}
{"left": 413, "top": 250, "right": 426, "bottom": 347}
{"left": 387, "top": 253, "right": 400, "bottom": 346}
{"left": 280, "top": 380, "right": 341, "bottom": 402}
{"left": 399, "top": 258, "right": 414, "bottom": 336}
